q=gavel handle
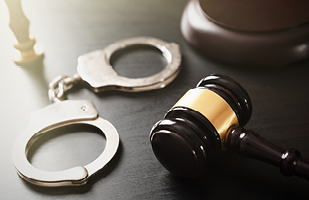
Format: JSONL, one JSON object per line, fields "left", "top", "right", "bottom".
{"left": 226, "top": 127, "right": 309, "bottom": 180}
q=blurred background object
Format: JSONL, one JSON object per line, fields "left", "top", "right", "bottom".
{"left": 4, "top": 0, "right": 43, "bottom": 66}
{"left": 181, "top": 0, "right": 309, "bottom": 66}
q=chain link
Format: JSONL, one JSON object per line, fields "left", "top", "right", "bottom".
{"left": 48, "top": 73, "right": 82, "bottom": 103}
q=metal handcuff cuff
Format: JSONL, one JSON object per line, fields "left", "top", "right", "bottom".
{"left": 12, "top": 37, "right": 181, "bottom": 187}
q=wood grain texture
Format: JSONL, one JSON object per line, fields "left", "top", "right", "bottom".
{"left": 1, "top": 0, "right": 309, "bottom": 199}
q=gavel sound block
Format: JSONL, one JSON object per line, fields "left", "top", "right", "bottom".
{"left": 181, "top": 0, "right": 309, "bottom": 66}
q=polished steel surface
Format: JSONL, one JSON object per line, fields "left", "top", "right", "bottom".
{"left": 12, "top": 100, "right": 119, "bottom": 187}
{"left": 77, "top": 37, "right": 181, "bottom": 92}
{"left": 48, "top": 74, "right": 82, "bottom": 102}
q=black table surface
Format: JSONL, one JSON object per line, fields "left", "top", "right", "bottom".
{"left": 1, "top": 0, "right": 309, "bottom": 199}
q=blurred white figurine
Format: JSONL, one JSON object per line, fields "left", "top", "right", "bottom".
{"left": 4, "top": 0, "right": 43, "bottom": 65}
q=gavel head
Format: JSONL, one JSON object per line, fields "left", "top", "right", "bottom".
{"left": 150, "top": 74, "right": 252, "bottom": 178}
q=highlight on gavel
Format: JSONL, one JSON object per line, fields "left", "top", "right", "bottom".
{"left": 150, "top": 74, "right": 309, "bottom": 179}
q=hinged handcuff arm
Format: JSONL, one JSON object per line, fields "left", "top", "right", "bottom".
{"left": 77, "top": 37, "right": 181, "bottom": 93}
{"left": 48, "top": 37, "right": 181, "bottom": 102}
{"left": 12, "top": 100, "right": 119, "bottom": 187}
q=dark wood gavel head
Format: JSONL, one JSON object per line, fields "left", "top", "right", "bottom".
{"left": 150, "top": 74, "right": 309, "bottom": 180}
{"left": 150, "top": 74, "right": 252, "bottom": 178}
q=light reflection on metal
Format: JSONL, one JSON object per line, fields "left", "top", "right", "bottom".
{"left": 12, "top": 100, "right": 119, "bottom": 187}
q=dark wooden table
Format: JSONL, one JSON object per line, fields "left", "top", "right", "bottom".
{"left": 1, "top": 0, "right": 309, "bottom": 199}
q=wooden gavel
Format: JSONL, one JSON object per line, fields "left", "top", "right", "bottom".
{"left": 150, "top": 74, "right": 309, "bottom": 179}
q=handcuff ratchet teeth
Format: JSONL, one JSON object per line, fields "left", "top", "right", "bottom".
{"left": 12, "top": 37, "right": 181, "bottom": 187}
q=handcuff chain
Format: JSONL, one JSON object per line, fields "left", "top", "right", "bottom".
{"left": 48, "top": 73, "right": 82, "bottom": 103}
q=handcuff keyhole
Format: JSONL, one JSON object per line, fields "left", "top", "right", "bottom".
{"left": 27, "top": 124, "right": 106, "bottom": 171}
{"left": 110, "top": 44, "right": 167, "bottom": 78}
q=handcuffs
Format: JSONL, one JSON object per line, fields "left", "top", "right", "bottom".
{"left": 12, "top": 37, "right": 181, "bottom": 187}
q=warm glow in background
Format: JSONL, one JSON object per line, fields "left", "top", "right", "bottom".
{"left": 0, "top": 1, "right": 12, "bottom": 44}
